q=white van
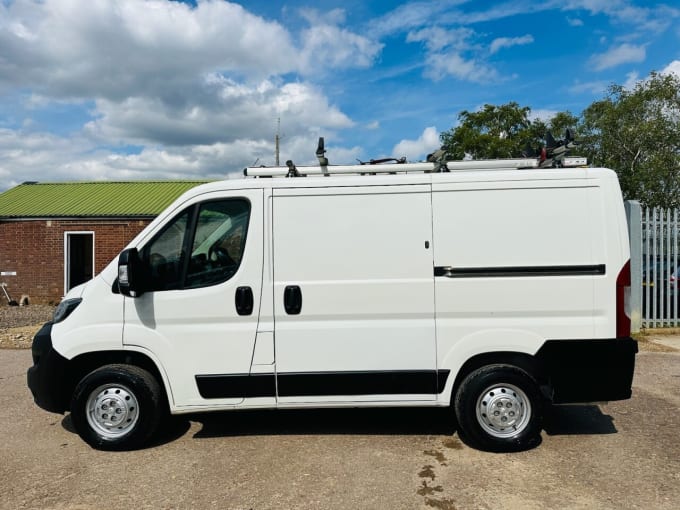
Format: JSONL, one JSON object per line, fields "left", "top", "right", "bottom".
{"left": 27, "top": 158, "right": 637, "bottom": 452}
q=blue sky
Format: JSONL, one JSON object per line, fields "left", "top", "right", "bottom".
{"left": 1, "top": 0, "right": 679, "bottom": 191}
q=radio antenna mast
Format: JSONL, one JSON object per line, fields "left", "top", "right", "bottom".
{"left": 275, "top": 117, "right": 281, "bottom": 166}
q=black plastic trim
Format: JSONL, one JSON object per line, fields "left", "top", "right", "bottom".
{"left": 196, "top": 373, "right": 275, "bottom": 399}
{"left": 283, "top": 285, "right": 302, "bottom": 315}
{"left": 536, "top": 338, "right": 638, "bottom": 404}
{"left": 235, "top": 286, "right": 254, "bottom": 316}
{"left": 26, "top": 322, "right": 71, "bottom": 413}
{"left": 277, "top": 371, "right": 438, "bottom": 397}
{"left": 434, "top": 264, "right": 606, "bottom": 278}
{"left": 195, "top": 370, "right": 451, "bottom": 399}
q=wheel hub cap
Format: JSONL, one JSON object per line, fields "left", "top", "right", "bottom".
{"left": 476, "top": 383, "right": 531, "bottom": 438}
{"left": 86, "top": 384, "right": 139, "bottom": 439}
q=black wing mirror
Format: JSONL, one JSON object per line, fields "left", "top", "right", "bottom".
{"left": 118, "top": 248, "right": 146, "bottom": 298}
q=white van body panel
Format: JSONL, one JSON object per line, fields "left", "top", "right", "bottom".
{"left": 38, "top": 166, "right": 634, "bottom": 415}
{"left": 52, "top": 272, "right": 124, "bottom": 359}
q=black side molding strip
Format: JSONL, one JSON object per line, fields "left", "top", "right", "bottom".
{"left": 434, "top": 264, "right": 606, "bottom": 278}
{"left": 196, "top": 370, "right": 451, "bottom": 399}
{"left": 196, "top": 373, "right": 275, "bottom": 399}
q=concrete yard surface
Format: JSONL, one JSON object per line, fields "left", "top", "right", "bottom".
{"left": 1, "top": 348, "right": 679, "bottom": 510}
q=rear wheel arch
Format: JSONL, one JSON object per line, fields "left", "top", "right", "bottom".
{"left": 450, "top": 351, "right": 548, "bottom": 406}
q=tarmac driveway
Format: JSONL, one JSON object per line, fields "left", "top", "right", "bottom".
{"left": 1, "top": 346, "right": 679, "bottom": 510}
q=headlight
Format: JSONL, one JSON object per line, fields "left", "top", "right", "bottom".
{"left": 53, "top": 298, "right": 83, "bottom": 324}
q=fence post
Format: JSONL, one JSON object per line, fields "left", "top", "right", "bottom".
{"left": 625, "top": 200, "right": 642, "bottom": 333}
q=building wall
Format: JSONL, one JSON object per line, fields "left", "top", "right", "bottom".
{"left": 0, "top": 219, "right": 151, "bottom": 304}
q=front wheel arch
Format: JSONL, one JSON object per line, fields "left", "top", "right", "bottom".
{"left": 68, "top": 350, "right": 170, "bottom": 411}
{"left": 70, "top": 364, "right": 164, "bottom": 450}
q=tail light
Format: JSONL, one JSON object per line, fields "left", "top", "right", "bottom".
{"left": 616, "top": 260, "right": 631, "bottom": 338}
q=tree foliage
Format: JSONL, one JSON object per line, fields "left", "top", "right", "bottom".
{"left": 440, "top": 102, "right": 534, "bottom": 160}
{"left": 439, "top": 72, "right": 680, "bottom": 208}
{"left": 440, "top": 102, "right": 578, "bottom": 161}
{"left": 580, "top": 72, "right": 680, "bottom": 208}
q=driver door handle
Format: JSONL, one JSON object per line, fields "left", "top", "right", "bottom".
{"left": 235, "top": 286, "right": 254, "bottom": 316}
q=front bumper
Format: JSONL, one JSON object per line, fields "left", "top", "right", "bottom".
{"left": 536, "top": 338, "right": 638, "bottom": 404}
{"left": 27, "top": 323, "right": 70, "bottom": 414}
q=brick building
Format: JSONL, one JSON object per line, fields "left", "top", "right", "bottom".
{"left": 0, "top": 181, "right": 206, "bottom": 304}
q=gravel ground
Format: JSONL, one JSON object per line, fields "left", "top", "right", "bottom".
{"left": 2, "top": 348, "right": 679, "bottom": 510}
{"left": 0, "top": 304, "right": 54, "bottom": 349}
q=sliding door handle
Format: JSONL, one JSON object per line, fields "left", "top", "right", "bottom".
{"left": 284, "top": 285, "right": 302, "bottom": 315}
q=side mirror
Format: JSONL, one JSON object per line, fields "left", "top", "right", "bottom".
{"left": 118, "top": 248, "right": 145, "bottom": 298}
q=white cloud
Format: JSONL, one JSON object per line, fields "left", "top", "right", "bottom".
{"left": 407, "top": 27, "right": 474, "bottom": 53}
{"left": 371, "top": 2, "right": 468, "bottom": 36}
{"left": 423, "top": 52, "right": 499, "bottom": 83}
{"left": 407, "top": 27, "right": 500, "bottom": 83}
{"left": 623, "top": 71, "right": 640, "bottom": 90}
{"left": 0, "top": 0, "right": 299, "bottom": 98}
{"left": 392, "top": 127, "right": 440, "bottom": 160}
{"left": 373, "top": 1, "right": 680, "bottom": 40}
{"left": 661, "top": 60, "right": 680, "bottom": 79}
{"left": 0, "top": 127, "right": 315, "bottom": 191}
{"left": 299, "top": 7, "right": 347, "bottom": 26}
{"left": 529, "top": 109, "right": 560, "bottom": 122}
{"left": 0, "top": 0, "right": 375, "bottom": 187}
{"left": 85, "top": 78, "right": 353, "bottom": 147}
{"left": 589, "top": 43, "right": 646, "bottom": 71}
{"left": 568, "top": 80, "right": 608, "bottom": 95}
{"left": 489, "top": 35, "right": 534, "bottom": 55}
{"left": 299, "top": 23, "right": 383, "bottom": 72}
{"left": 0, "top": 0, "right": 383, "bottom": 98}
{"left": 563, "top": 0, "right": 680, "bottom": 33}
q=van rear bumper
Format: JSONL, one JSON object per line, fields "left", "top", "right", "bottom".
{"left": 535, "top": 338, "right": 638, "bottom": 404}
{"left": 27, "top": 322, "right": 70, "bottom": 414}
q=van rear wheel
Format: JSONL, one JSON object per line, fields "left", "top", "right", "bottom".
{"left": 454, "top": 364, "right": 542, "bottom": 452}
{"left": 70, "top": 364, "right": 163, "bottom": 451}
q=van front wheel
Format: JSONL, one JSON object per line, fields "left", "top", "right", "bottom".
{"left": 454, "top": 364, "right": 542, "bottom": 452}
{"left": 70, "top": 364, "right": 163, "bottom": 451}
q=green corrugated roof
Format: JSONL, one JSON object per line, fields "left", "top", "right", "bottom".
{"left": 0, "top": 181, "right": 210, "bottom": 218}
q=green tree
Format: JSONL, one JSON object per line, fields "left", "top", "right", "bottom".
{"left": 547, "top": 111, "right": 580, "bottom": 138}
{"left": 439, "top": 102, "right": 578, "bottom": 160}
{"left": 580, "top": 72, "right": 680, "bottom": 208}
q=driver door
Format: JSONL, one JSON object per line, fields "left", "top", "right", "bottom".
{"left": 123, "top": 189, "right": 264, "bottom": 408}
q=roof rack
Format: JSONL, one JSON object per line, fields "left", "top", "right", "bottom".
{"left": 244, "top": 137, "right": 585, "bottom": 178}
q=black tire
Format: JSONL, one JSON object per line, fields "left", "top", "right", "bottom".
{"left": 454, "top": 364, "right": 543, "bottom": 452}
{"left": 70, "top": 364, "right": 163, "bottom": 451}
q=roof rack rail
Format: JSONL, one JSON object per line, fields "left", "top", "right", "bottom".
{"left": 243, "top": 136, "right": 585, "bottom": 178}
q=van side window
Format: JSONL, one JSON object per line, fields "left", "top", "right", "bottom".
{"left": 145, "top": 210, "right": 191, "bottom": 292}
{"left": 142, "top": 198, "right": 250, "bottom": 291}
{"left": 185, "top": 199, "right": 250, "bottom": 289}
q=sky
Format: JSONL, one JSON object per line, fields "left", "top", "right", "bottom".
{"left": 1, "top": 0, "right": 679, "bottom": 191}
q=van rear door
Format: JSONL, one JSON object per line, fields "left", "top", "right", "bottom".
{"left": 272, "top": 184, "right": 439, "bottom": 403}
